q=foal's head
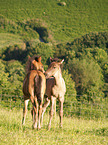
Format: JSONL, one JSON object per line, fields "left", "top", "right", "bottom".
{"left": 26, "top": 56, "right": 45, "bottom": 73}
{"left": 45, "top": 59, "right": 64, "bottom": 78}
{"left": 32, "top": 56, "right": 45, "bottom": 73}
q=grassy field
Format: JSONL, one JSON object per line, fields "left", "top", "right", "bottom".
{"left": 0, "top": 106, "right": 108, "bottom": 145}
{"left": 0, "top": 0, "right": 108, "bottom": 43}
{"left": 0, "top": 1, "right": 108, "bottom": 144}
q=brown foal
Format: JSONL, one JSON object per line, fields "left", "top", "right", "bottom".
{"left": 22, "top": 56, "right": 46, "bottom": 129}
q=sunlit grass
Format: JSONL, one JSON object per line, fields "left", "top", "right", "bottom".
{"left": 0, "top": 106, "right": 108, "bottom": 145}
{"left": 0, "top": 0, "right": 107, "bottom": 43}
{"left": 0, "top": 33, "right": 24, "bottom": 50}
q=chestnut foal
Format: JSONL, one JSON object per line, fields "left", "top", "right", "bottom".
{"left": 22, "top": 56, "right": 46, "bottom": 129}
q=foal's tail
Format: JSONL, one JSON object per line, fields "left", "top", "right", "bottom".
{"left": 34, "top": 73, "right": 46, "bottom": 104}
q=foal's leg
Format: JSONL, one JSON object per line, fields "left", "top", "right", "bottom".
{"left": 48, "top": 96, "right": 54, "bottom": 130}
{"left": 59, "top": 100, "right": 63, "bottom": 128}
{"left": 54, "top": 98, "right": 56, "bottom": 118}
{"left": 41, "top": 98, "right": 50, "bottom": 126}
{"left": 33, "top": 97, "right": 38, "bottom": 129}
{"left": 38, "top": 101, "right": 43, "bottom": 130}
{"left": 31, "top": 107, "right": 34, "bottom": 122}
{"left": 22, "top": 99, "right": 29, "bottom": 125}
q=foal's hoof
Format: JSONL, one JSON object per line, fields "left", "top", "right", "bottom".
{"left": 22, "top": 119, "right": 25, "bottom": 125}
{"left": 48, "top": 125, "right": 51, "bottom": 131}
{"left": 32, "top": 125, "right": 37, "bottom": 130}
{"left": 59, "top": 124, "right": 63, "bottom": 128}
{"left": 38, "top": 127, "right": 41, "bottom": 130}
{"left": 22, "top": 122, "right": 25, "bottom": 125}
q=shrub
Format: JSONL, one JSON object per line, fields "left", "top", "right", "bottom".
{"left": 68, "top": 57, "right": 104, "bottom": 102}
{"left": 2, "top": 44, "right": 27, "bottom": 62}
{"left": 71, "top": 31, "right": 108, "bottom": 52}
{"left": 27, "top": 41, "right": 54, "bottom": 69}
{"left": 5, "top": 60, "right": 25, "bottom": 96}
{"left": 22, "top": 19, "right": 54, "bottom": 43}
{"left": 0, "top": 60, "right": 10, "bottom": 93}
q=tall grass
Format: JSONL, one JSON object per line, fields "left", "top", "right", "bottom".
{"left": 0, "top": 106, "right": 108, "bottom": 145}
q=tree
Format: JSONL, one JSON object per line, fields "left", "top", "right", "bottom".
{"left": 61, "top": 69, "right": 77, "bottom": 116}
{"left": 68, "top": 57, "right": 104, "bottom": 102}
{"left": 0, "top": 60, "right": 10, "bottom": 94}
{"left": 6, "top": 60, "right": 25, "bottom": 96}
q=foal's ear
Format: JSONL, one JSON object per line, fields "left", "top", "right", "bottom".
{"left": 50, "top": 57, "right": 53, "bottom": 63}
{"left": 59, "top": 59, "right": 64, "bottom": 64}
{"left": 38, "top": 56, "right": 41, "bottom": 62}
{"left": 32, "top": 59, "right": 36, "bottom": 64}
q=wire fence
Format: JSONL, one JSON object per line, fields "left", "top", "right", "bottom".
{"left": 0, "top": 92, "right": 108, "bottom": 120}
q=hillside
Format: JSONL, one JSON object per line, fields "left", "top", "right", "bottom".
{"left": 0, "top": 0, "right": 108, "bottom": 42}
{"left": 0, "top": 0, "right": 108, "bottom": 108}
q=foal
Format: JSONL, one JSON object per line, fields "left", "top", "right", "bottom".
{"left": 42, "top": 59, "right": 66, "bottom": 130}
{"left": 22, "top": 56, "right": 46, "bottom": 129}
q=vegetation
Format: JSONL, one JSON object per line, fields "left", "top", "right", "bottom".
{"left": 0, "top": 106, "right": 108, "bottom": 145}
{"left": 0, "top": 1, "right": 108, "bottom": 144}
{"left": 0, "top": 0, "right": 108, "bottom": 133}
{"left": 0, "top": 0, "right": 107, "bottom": 42}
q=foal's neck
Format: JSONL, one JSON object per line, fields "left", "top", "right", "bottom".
{"left": 54, "top": 70, "right": 63, "bottom": 86}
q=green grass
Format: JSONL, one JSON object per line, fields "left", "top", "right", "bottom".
{"left": 0, "top": 33, "right": 24, "bottom": 50}
{"left": 0, "top": 106, "right": 108, "bottom": 145}
{"left": 0, "top": 0, "right": 108, "bottom": 43}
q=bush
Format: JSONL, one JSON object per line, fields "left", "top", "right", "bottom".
{"left": 22, "top": 19, "right": 54, "bottom": 43}
{"left": 2, "top": 44, "right": 27, "bottom": 62}
{"left": 68, "top": 57, "right": 104, "bottom": 102}
{"left": 0, "top": 60, "right": 25, "bottom": 96}
{"left": 71, "top": 31, "right": 108, "bottom": 52}
{"left": 0, "top": 60, "right": 10, "bottom": 93}
{"left": 27, "top": 41, "right": 54, "bottom": 69}
{"left": 55, "top": 32, "right": 108, "bottom": 57}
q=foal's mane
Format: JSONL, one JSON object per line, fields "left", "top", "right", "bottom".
{"left": 25, "top": 55, "right": 40, "bottom": 73}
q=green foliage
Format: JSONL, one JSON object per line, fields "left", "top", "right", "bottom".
{"left": 27, "top": 42, "right": 54, "bottom": 69}
{"left": 6, "top": 60, "right": 25, "bottom": 95}
{"left": 54, "top": 32, "right": 108, "bottom": 99}
{"left": 91, "top": 48, "right": 108, "bottom": 86}
{"left": 63, "top": 69, "right": 76, "bottom": 99}
{"left": 2, "top": 44, "right": 27, "bottom": 62}
{"left": 68, "top": 57, "right": 104, "bottom": 102}
{"left": 56, "top": 32, "right": 108, "bottom": 56}
{"left": 64, "top": 97, "right": 108, "bottom": 119}
{"left": 72, "top": 32, "right": 108, "bottom": 52}
{"left": 0, "top": 60, "right": 25, "bottom": 96}
{"left": 0, "top": 60, "right": 10, "bottom": 92}
{"left": 92, "top": 48, "right": 108, "bottom": 64}
{"left": 62, "top": 69, "right": 77, "bottom": 116}
{"left": 22, "top": 19, "right": 54, "bottom": 43}
{"left": 0, "top": 0, "right": 108, "bottom": 116}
